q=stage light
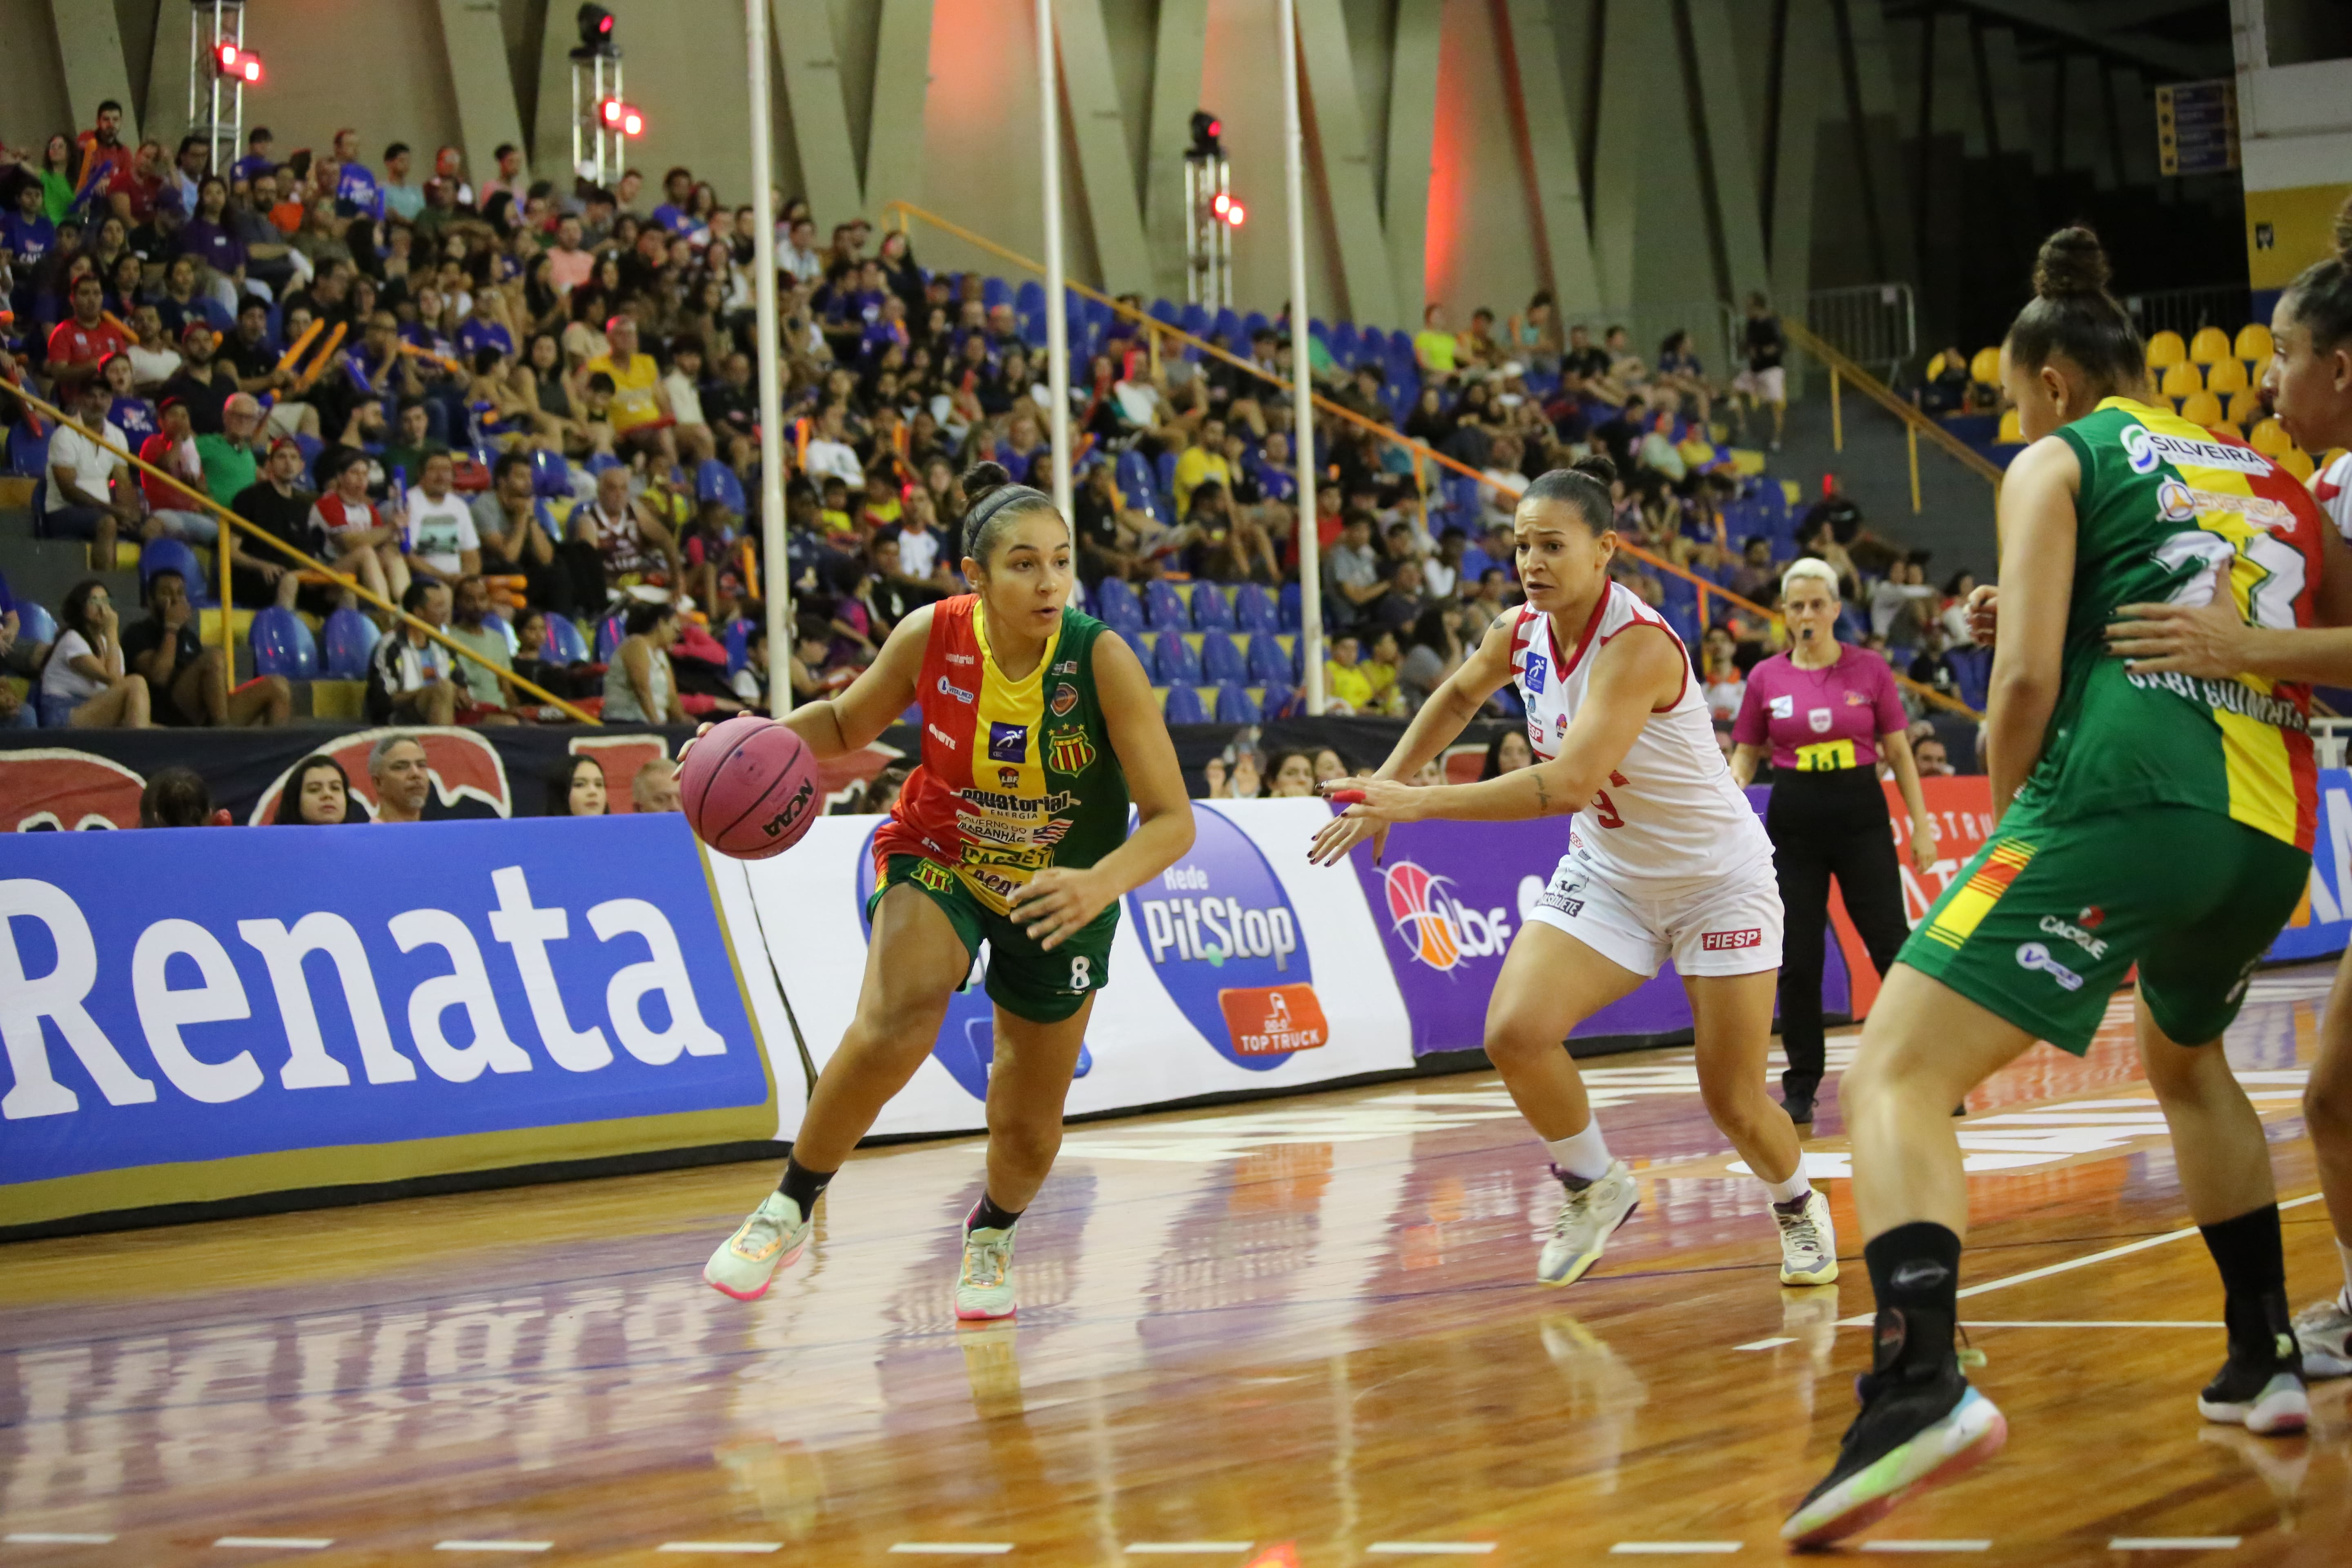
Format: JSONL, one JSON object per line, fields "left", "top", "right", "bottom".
{"left": 599, "top": 99, "right": 644, "bottom": 137}
{"left": 1224, "top": 201, "right": 1246, "bottom": 227}
{"left": 577, "top": 4, "right": 616, "bottom": 49}
{"left": 214, "top": 43, "right": 262, "bottom": 84}
{"left": 1212, "top": 192, "right": 1230, "bottom": 216}
{"left": 1189, "top": 110, "right": 1223, "bottom": 160}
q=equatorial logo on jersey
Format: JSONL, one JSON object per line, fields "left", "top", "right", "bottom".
{"left": 1523, "top": 651, "right": 1549, "bottom": 693}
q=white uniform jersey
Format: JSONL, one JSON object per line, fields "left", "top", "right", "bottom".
{"left": 2317, "top": 450, "right": 2352, "bottom": 543}
{"left": 1508, "top": 583, "right": 1773, "bottom": 886}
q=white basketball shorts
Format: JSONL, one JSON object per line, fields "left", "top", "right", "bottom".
{"left": 1523, "top": 848, "right": 1783, "bottom": 978}
{"left": 1731, "top": 366, "right": 1786, "bottom": 405}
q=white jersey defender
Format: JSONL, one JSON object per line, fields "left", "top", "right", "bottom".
{"left": 1508, "top": 582, "right": 1784, "bottom": 976}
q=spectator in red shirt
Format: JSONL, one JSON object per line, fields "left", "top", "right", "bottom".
{"left": 107, "top": 140, "right": 170, "bottom": 226}
{"left": 75, "top": 101, "right": 130, "bottom": 194}
{"left": 136, "top": 399, "right": 220, "bottom": 544}
{"left": 45, "top": 274, "right": 131, "bottom": 394}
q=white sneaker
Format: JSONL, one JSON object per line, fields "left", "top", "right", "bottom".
{"left": 956, "top": 1224, "right": 1019, "bottom": 1321}
{"left": 1537, "top": 1160, "right": 1639, "bottom": 1286}
{"left": 1775, "top": 1188, "right": 1840, "bottom": 1286}
{"left": 704, "top": 1192, "right": 811, "bottom": 1301}
{"left": 2292, "top": 1291, "right": 2352, "bottom": 1379}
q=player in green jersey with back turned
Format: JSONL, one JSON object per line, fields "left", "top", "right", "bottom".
{"left": 1783, "top": 227, "right": 2352, "bottom": 1547}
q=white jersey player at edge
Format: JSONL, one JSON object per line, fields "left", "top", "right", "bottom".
{"left": 1310, "top": 456, "right": 1832, "bottom": 1290}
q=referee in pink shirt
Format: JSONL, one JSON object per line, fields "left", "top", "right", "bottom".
{"left": 1730, "top": 558, "right": 1941, "bottom": 1125}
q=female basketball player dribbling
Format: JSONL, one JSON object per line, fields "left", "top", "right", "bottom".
{"left": 702, "top": 463, "right": 1194, "bottom": 1317}
{"left": 1308, "top": 456, "right": 1836, "bottom": 1292}
{"left": 1784, "top": 229, "right": 2345, "bottom": 1547}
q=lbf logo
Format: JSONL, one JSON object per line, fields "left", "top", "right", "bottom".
{"left": 1127, "top": 804, "right": 1317, "bottom": 1072}
{"left": 1381, "top": 859, "right": 1512, "bottom": 972}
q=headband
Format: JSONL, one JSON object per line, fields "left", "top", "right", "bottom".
{"left": 960, "top": 483, "right": 1052, "bottom": 559}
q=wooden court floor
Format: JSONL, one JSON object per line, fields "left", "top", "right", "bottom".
{"left": 2, "top": 969, "right": 2347, "bottom": 1566}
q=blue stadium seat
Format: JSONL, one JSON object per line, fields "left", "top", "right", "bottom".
{"left": 1153, "top": 632, "right": 1203, "bottom": 685}
{"left": 723, "top": 617, "right": 754, "bottom": 673}
{"left": 1232, "top": 583, "right": 1279, "bottom": 635}
{"left": 1214, "top": 682, "right": 1260, "bottom": 724}
{"left": 1330, "top": 322, "right": 1359, "bottom": 365}
{"left": 1944, "top": 646, "right": 1992, "bottom": 711}
{"left": 900, "top": 702, "right": 922, "bottom": 728}
{"left": 249, "top": 606, "right": 319, "bottom": 679}
{"left": 1094, "top": 577, "right": 1145, "bottom": 637}
{"left": 1277, "top": 580, "right": 1303, "bottom": 632}
{"left": 1161, "top": 683, "right": 1207, "bottom": 724}
{"left": 18, "top": 599, "right": 58, "bottom": 650}
{"left": 1144, "top": 579, "right": 1190, "bottom": 631}
{"left": 542, "top": 610, "right": 592, "bottom": 664}
{"left": 595, "top": 611, "right": 626, "bottom": 662}
{"left": 1179, "top": 303, "right": 1211, "bottom": 338}
{"left": 530, "top": 446, "right": 572, "bottom": 499}
{"left": 1015, "top": 279, "right": 1046, "bottom": 316}
{"left": 5, "top": 424, "right": 47, "bottom": 478}
{"left": 1212, "top": 307, "right": 1242, "bottom": 343}
{"left": 1189, "top": 582, "right": 1233, "bottom": 630}
{"left": 1155, "top": 448, "right": 1179, "bottom": 502}
{"left": 982, "top": 276, "right": 1012, "bottom": 310}
{"left": 1241, "top": 311, "right": 1269, "bottom": 339}
{"left": 140, "top": 538, "right": 214, "bottom": 607}
{"left": 1245, "top": 632, "right": 1291, "bottom": 687}
{"left": 696, "top": 459, "right": 746, "bottom": 514}
{"left": 321, "top": 605, "right": 379, "bottom": 679}
{"left": 1257, "top": 681, "right": 1298, "bottom": 720}
{"left": 1198, "top": 629, "right": 1246, "bottom": 684}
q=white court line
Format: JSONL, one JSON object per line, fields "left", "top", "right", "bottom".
{"left": 888, "top": 1548, "right": 1015, "bottom": 1557}
{"left": 1861, "top": 1544, "right": 1990, "bottom": 1553}
{"left": 1365, "top": 1547, "right": 1499, "bottom": 1556}
{"left": 213, "top": 1539, "right": 334, "bottom": 1550}
{"left": 1838, "top": 1194, "right": 2323, "bottom": 1325}
{"left": 1734, "top": 1336, "right": 1797, "bottom": 1351}
{"left": 4, "top": 1535, "right": 117, "bottom": 1546}
{"left": 433, "top": 1545, "right": 552, "bottom": 1555}
{"left": 1122, "top": 1548, "right": 1256, "bottom": 1555}
{"left": 656, "top": 1547, "right": 783, "bottom": 1556}
{"left": 2107, "top": 1539, "right": 2242, "bottom": 1551}
{"left": 1608, "top": 1547, "right": 1743, "bottom": 1556}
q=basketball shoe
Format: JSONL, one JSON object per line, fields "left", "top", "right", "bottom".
{"left": 1537, "top": 1159, "right": 1639, "bottom": 1286}
{"left": 2199, "top": 1344, "right": 2310, "bottom": 1435}
{"left": 703, "top": 1192, "right": 811, "bottom": 1301}
{"left": 1775, "top": 1188, "right": 1840, "bottom": 1286}
{"left": 1782, "top": 1356, "right": 2007, "bottom": 1547}
{"left": 2292, "top": 1290, "right": 2352, "bottom": 1379}
{"left": 956, "top": 1222, "right": 1019, "bottom": 1321}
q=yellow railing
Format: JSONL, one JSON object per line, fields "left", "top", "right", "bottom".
{"left": 0, "top": 381, "right": 600, "bottom": 724}
{"left": 1785, "top": 320, "right": 2007, "bottom": 495}
{"left": 885, "top": 200, "right": 1982, "bottom": 720}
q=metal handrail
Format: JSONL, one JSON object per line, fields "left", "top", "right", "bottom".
{"left": 1783, "top": 320, "right": 2009, "bottom": 492}
{"left": 884, "top": 200, "right": 1982, "bottom": 719}
{"left": 0, "top": 381, "right": 601, "bottom": 724}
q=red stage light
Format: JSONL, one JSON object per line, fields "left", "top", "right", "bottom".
{"left": 1225, "top": 202, "right": 1246, "bottom": 227}
{"left": 1212, "top": 192, "right": 1230, "bottom": 216}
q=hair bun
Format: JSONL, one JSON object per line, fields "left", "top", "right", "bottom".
{"left": 2033, "top": 227, "right": 2112, "bottom": 301}
{"left": 960, "top": 461, "right": 1012, "bottom": 507}
{"left": 1570, "top": 453, "right": 1617, "bottom": 488}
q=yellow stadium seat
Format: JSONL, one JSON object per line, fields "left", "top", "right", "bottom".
{"left": 2280, "top": 447, "right": 2316, "bottom": 481}
{"left": 1968, "top": 347, "right": 2001, "bottom": 386}
{"left": 2234, "top": 323, "right": 2274, "bottom": 365}
{"left": 2205, "top": 356, "right": 2249, "bottom": 396}
{"left": 2225, "top": 390, "right": 2264, "bottom": 429}
{"left": 2189, "top": 326, "right": 2232, "bottom": 365}
{"left": 2250, "top": 417, "right": 2294, "bottom": 456}
{"left": 2179, "top": 391, "right": 2225, "bottom": 428}
{"left": 1926, "top": 352, "right": 1950, "bottom": 381}
{"left": 2145, "top": 330, "right": 2187, "bottom": 370}
{"left": 1996, "top": 408, "right": 2024, "bottom": 444}
{"left": 2160, "top": 361, "right": 2205, "bottom": 403}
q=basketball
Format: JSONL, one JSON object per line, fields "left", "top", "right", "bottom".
{"left": 678, "top": 715, "right": 822, "bottom": 860}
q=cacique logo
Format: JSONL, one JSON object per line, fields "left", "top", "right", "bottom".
{"left": 1127, "top": 806, "right": 1320, "bottom": 1071}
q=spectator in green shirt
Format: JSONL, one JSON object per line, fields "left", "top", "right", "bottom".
{"left": 379, "top": 397, "right": 448, "bottom": 491}
{"left": 443, "top": 574, "right": 520, "bottom": 714}
{"left": 196, "top": 393, "right": 264, "bottom": 508}
{"left": 1414, "top": 303, "right": 1459, "bottom": 379}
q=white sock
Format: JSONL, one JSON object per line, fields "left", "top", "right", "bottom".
{"left": 2338, "top": 1238, "right": 2352, "bottom": 1309}
{"left": 1544, "top": 1120, "right": 1614, "bottom": 1182}
{"left": 1764, "top": 1169, "right": 1812, "bottom": 1206}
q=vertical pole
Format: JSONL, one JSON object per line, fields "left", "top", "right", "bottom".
{"left": 1038, "top": 0, "right": 1073, "bottom": 524}
{"left": 1830, "top": 365, "right": 1843, "bottom": 452}
{"left": 748, "top": 0, "right": 792, "bottom": 715}
{"left": 1907, "top": 421, "right": 1921, "bottom": 513}
{"left": 218, "top": 515, "right": 234, "bottom": 717}
{"left": 1280, "top": 0, "right": 1323, "bottom": 715}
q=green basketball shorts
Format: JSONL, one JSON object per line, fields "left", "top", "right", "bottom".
{"left": 1898, "top": 804, "right": 2308, "bottom": 1055}
{"left": 871, "top": 854, "right": 1117, "bottom": 1025}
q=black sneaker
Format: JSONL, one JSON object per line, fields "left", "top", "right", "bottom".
{"left": 1782, "top": 1359, "right": 2007, "bottom": 1548}
{"left": 1784, "top": 1090, "right": 1817, "bottom": 1126}
{"left": 2199, "top": 1351, "right": 2308, "bottom": 1435}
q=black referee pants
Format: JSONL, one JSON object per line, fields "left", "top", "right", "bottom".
{"left": 1766, "top": 767, "right": 1914, "bottom": 1099}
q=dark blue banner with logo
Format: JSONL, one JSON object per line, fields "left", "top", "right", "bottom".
{"left": 0, "top": 816, "right": 779, "bottom": 1228}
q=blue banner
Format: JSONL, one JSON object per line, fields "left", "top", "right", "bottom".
{"left": 2266, "top": 768, "right": 2352, "bottom": 962}
{"left": 1, "top": 816, "right": 775, "bottom": 1208}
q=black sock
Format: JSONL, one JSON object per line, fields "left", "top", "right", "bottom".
{"left": 969, "top": 1193, "right": 1023, "bottom": 1232}
{"left": 777, "top": 1155, "right": 835, "bottom": 1215}
{"left": 2199, "top": 1204, "right": 2293, "bottom": 1368}
{"left": 1864, "top": 1221, "right": 1962, "bottom": 1376}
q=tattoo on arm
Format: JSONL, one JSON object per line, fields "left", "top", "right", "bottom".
{"left": 1532, "top": 772, "right": 1552, "bottom": 815}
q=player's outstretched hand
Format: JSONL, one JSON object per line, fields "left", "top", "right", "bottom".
{"left": 2107, "top": 561, "right": 2248, "bottom": 679}
{"left": 671, "top": 719, "right": 724, "bottom": 779}
{"left": 1965, "top": 584, "right": 1999, "bottom": 646}
{"left": 1308, "top": 777, "right": 1416, "bottom": 866}
{"left": 1009, "top": 866, "right": 1113, "bottom": 952}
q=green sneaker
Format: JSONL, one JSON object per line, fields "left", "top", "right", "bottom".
{"left": 704, "top": 1192, "right": 810, "bottom": 1301}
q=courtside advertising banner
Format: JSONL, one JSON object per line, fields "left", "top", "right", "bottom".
{"left": 0, "top": 816, "right": 791, "bottom": 1229}
{"left": 742, "top": 799, "right": 1416, "bottom": 1140}
{"left": 2269, "top": 767, "right": 2352, "bottom": 961}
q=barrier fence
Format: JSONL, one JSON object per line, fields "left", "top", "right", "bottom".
{"left": 10, "top": 775, "right": 2346, "bottom": 1235}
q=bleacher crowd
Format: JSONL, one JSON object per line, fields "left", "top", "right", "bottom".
{"left": 1, "top": 101, "right": 1958, "bottom": 797}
